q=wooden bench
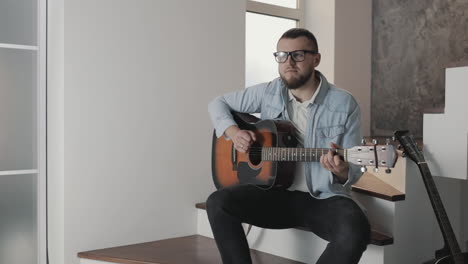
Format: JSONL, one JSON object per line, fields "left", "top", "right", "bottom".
{"left": 196, "top": 202, "right": 393, "bottom": 246}
{"left": 78, "top": 235, "right": 305, "bottom": 264}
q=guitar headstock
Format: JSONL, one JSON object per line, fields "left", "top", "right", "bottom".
{"left": 394, "top": 130, "right": 425, "bottom": 164}
{"left": 347, "top": 140, "right": 398, "bottom": 173}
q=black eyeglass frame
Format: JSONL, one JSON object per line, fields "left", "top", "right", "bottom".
{"left": 273, "top": 50, "right": 318, "bottom": 63}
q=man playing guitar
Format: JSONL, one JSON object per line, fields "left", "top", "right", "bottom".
{"left": 207, "top": 28, "right": 370, "bottom": 264}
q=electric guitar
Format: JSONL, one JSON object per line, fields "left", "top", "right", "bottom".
{"left": 394, "top": 130, "right": 468, "bottom": 264}
{"left": 211, "top": 112, "right": 398, "bottom": 190}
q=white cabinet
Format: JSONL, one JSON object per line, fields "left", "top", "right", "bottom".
{"left": 0, "top": 0, "right": 46, "bottom": 263}
{"left": 0, "top": 0, "right": 37, "bottom": 46}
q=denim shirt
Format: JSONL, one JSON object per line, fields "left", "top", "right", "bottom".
{"left": 208, "top": 71, "right": 363, "bottom": 199}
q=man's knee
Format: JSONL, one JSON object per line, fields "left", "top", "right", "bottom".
{"left": 338, "top": 220, "right": 371, "bottom": 253}
{"left": 206, "top": 189, "right": 230, "bottom": 214}
{"left": 353, "top": 222, "right": 370, "bottom": 248}
{"left": 335, "top": 199, "right": 371, "bottom": 247}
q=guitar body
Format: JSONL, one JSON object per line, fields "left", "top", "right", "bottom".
{"left": 211, "top": 113, "right": 298, "bottom": 190}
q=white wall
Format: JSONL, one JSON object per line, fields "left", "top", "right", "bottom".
{"left": 334, "top": 0, "right": 372, "bottom": 137}
{"left": 49, "top": 0, "right": 245, "bottom": 263}
{"left": 48, "top": 1, "right": 376, "bottom": 263}
{"left": 303, "top": 0, "right": 335, "bottom": 83}
{"left": 47, "top": 0, "right": 64, "bottom": 263}
{"left": 304, "top": 0, "right": 372, "bottom": 136}
{"left": 464, "top": 181, "right": 468, "bottom": 250}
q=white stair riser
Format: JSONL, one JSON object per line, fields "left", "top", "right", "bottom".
{"left": 352, "top": 192, "right": 397, "bottom": 235}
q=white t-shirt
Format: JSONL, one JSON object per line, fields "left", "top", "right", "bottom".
{"left": 286, "top": 77, "right": 322, "bottom": 192}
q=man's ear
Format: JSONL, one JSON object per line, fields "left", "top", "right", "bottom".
{"left": 314, "top": 53, "right": 321, "bottom": 67}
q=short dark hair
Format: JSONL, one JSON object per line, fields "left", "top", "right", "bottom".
{"left": 279, "top": 28, "right": 319, "bottom": 52}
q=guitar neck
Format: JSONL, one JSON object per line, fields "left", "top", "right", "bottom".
{"left": 417, "top": 162, "right": 462, "bottom": 257}
{"left": 257, "top": 147, "right": 346, "bottom": 162}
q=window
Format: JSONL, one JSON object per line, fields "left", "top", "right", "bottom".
{"left": 250, "top": 0, "right": 297, "bottom": 9}
{"left": 245, "top": 0, "right": 304, "bottom": 87}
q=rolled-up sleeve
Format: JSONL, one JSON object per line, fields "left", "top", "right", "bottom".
{"left": 208, "top": 83, "right": 268, "bottom": 138}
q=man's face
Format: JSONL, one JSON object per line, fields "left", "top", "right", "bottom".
{"left": 276, "top": 36, "right": 320, "bottom": 89}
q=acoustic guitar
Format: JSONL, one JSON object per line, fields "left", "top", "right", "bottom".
{"left": 395, "top": 130, "right": 467, "bottom": 264}
{"left": 211, "top": 112, "right": 398, "bottom": 190}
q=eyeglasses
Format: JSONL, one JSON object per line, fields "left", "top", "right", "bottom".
{"left": 273, "top": 50, "right": 318, "bottom": 63}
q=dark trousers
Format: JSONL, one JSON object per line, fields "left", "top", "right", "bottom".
{"left": 206, "top": 184, "right": 370, "bottom": 264}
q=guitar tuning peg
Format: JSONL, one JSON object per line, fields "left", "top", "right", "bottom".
{"left": 385, "top": 168, "right": 392, "bottom": 174}
{"left": 360, "top": 166, "right": 367, "bottom": 173}
{"left": 372, "top": 139, "right": 378, "bottom": 145}
{"left": 361, "top": 138, "right": 367, "bottom": 145}
{"left": 373, "top": 167, "right": 379, "bottom": 173}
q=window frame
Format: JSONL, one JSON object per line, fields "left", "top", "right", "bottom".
{"left": 246, "top": 0, "right": 305, "bottom": 27}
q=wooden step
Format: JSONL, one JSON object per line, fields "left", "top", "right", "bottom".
{"left": 352, "top": 172, "right": 405, "bottom": 201}
{"left": 196, "top": 202, "right": 393, "bottom": 246}
{"left": 78, "top": 234, "right": 305, "bottom": 264}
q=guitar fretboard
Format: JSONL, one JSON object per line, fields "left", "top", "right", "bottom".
{"left": 257, "top": 147, "right": 346, "bottom": 162}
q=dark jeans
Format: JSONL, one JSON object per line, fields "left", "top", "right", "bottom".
{"left": 206, "top": 184, "right": 370, "bottom": 264}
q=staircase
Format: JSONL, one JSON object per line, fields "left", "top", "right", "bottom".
{"left": 79, "top": 155, "right": 413, "bottom": 264}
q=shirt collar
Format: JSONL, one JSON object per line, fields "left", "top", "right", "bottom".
{"left": 288, "top": 75, "right": 323, "bottom": 107}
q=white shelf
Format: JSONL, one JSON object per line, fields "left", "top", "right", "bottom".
{"left": 0, "top": 0, "right": 44, "bottom": 262}
{"left": 0, "top": 43, "right": 38, "bottom": 51}
{"left": 0, "top": 169, "right": 38, "bottom": 176}
{"left": 0, "top": 48, "right": 36, "bottom": 171}
{"left": 0, "top": 0, "right": 37, "bottom": 46}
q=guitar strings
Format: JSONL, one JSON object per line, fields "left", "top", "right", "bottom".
{"left": 243, "top": 147, "right": 368, "bottom": 153}
{"left": 239, "top": 147, "right": 346, "bottom": 158}
{"left": 238, "top": 147, "right": 368, "bottom": 158}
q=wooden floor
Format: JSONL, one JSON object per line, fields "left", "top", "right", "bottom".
{"left": 78, "top": 235, "right": 305, "bottom": 264}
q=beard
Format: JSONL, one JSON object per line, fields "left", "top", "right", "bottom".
{"left": 280, "top": 69, "right": 314, "bottom": 90}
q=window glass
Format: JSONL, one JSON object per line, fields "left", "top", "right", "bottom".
{"left": 245, "top": 12, "right": 296, "bottom": 87}
{"left": 251, "top": 0, "right": 296, "bottom": 9}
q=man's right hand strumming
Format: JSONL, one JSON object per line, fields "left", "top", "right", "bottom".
{"left": 225, "top": 125, "right": 256, "bottom": 153}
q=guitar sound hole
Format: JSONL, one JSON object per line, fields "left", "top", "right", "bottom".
{"left": 249, "top": 142, "right": 262, "bottom": 166}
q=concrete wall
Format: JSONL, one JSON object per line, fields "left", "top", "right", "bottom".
{"left": 371, "top": 0, "right": 468, "bottom": 137}
{"left": 49, "top": 1, "right": 245, "bottom": 263}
